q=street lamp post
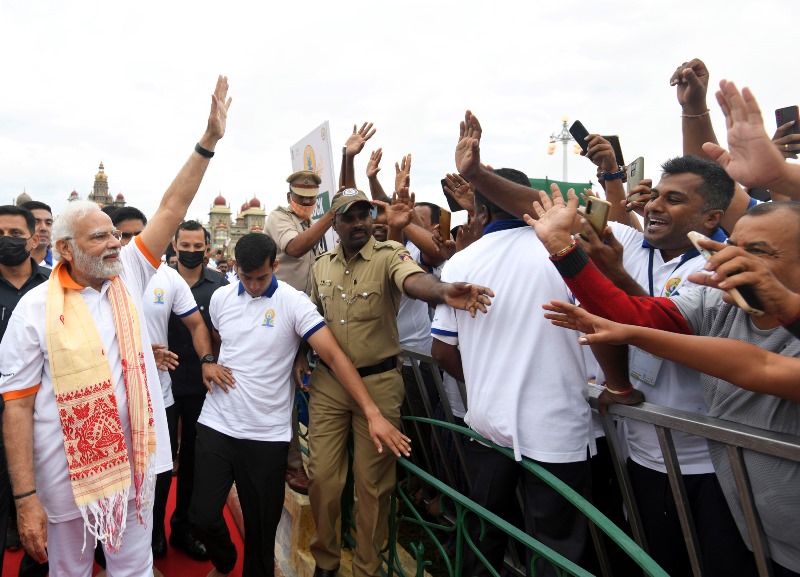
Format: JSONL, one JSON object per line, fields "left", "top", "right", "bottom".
{"left": 548, "top": 117, "right": 581, "bottom": 181}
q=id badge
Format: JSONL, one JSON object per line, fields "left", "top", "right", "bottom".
{"left": 629, "top": 347, "right": 663, "bottom": 387}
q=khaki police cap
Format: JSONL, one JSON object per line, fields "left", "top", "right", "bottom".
{"left": 287, "top": 170, "right": 322, "bottom": 197}
{"left": 331, "top": 188, "right": 372, "bottom": 214}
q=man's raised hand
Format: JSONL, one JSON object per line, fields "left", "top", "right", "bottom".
{"left": 395, "top": 154, "right": 412, "bottom": 192}
{"left": 522, "top": 185, "right": 579, "bottom": 255}
{"left": 702, "top": 80, "right": 786, "bottom": 190}
{"left": 345, "top": 122, "right": 376, "bottom": 157}
{"left": 205, "top": 75, "right": 232, "bottom": 143}
{"left": 443, "top": 173, "right": 475, "bottom": 213}
{"left": 455, "top": 110, "right": 482, "bottom": 178}
{"left": 670, "top": 58, "right": 710, "bottom": 114}
{"left": 367, "top": 148, "right": 383, "bottom": 178}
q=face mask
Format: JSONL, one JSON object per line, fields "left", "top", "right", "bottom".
{"left": 290, "top": 200, "right": 315, "bottom": 221}
{"left": 178, "top": 250, "right": 205, "bottom": 269}
{"left": 0, "top": 237, "right": 31, "bottom": 267}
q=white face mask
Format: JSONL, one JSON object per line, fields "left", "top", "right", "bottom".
{"left": 290, "top": 199, "right": 315, "bottom": 220}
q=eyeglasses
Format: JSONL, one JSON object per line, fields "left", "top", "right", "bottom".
{"left": 64, "top": 230, "right": 123, "bottom": 243}
{"left": 290, "top": 192, "right": 317, "bottom": 206}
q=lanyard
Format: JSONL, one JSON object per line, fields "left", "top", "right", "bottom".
{"left": 647, "top": 248, "right": 685, "bottom": 297}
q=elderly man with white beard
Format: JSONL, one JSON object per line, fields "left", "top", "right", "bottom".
{"left": 0, "top": 75, "right": 232, "bottom": 577}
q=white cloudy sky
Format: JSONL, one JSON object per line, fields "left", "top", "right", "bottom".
{"left": 1, "top": 0, "right": 797, "bottom": 224}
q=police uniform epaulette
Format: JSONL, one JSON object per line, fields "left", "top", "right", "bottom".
{"left": 315, "top": 250, "right": 334, "bottom": 261}
{"left": 373, "top": 240, "right": 405, "bottom": 251}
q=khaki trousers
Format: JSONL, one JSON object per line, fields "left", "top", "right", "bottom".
{"left": 308, "top": 365, "right": 404, "bottom": 577}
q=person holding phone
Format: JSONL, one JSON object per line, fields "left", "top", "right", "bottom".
{"left": 526, "top": 191, "right": 800, "bottom": 577}
{"left": 455, "top": 110, "right": 759, "bottom": 576}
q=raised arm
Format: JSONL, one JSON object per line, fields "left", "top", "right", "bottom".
{"left": 338, "top": 122, "right": 376, "bottom": 189}
{"left": 455, "top": 111, "right": 539, "bottom": 218}
{"left": 703, "top": 80, "right": 800, "bottom": 200}
{"left": 548, "top": 301, "right": 800, "bottom": 403}
{"left": 139, "top": 75, "right": 232, "bottom": 260}
{"left": 670, "top": 58, "right": 719, "bottom": 157}
{"left": 366, "top": 148, "right": 389, "bottom": 200}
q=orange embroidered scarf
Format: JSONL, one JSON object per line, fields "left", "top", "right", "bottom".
{"left": 45, "top": 262, "right": 156, "bottom": 551}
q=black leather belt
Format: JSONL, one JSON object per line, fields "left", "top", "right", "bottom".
{"left": 319, "top": 356, "right": 396, "bottom": 378}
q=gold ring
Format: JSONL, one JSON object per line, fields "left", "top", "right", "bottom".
{"left": 786, "top": 144, "right": 790, "bottom": 151}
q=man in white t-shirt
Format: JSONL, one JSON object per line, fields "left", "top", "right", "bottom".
{"left": 190, "top": 233, "right": 411, "bottom": 577}
{"left": 0, "top": 75, "right": 232, "bottom": 577}
{"left": 432, "top": 170, "right": 591, "bottom": 577}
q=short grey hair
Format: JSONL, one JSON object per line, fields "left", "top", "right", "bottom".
{"left": 51, "top": 201, "right": 102, "bottom": 261}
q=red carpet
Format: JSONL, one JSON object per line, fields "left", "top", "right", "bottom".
{"left": 2, "top": 478, "right": 246, "bottom": 577}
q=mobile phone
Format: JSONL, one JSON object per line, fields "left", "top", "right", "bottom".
{"left": 686, "top": 231, "right": 764, "bottom": 316}
{"left": 627, "top": 157, "right": 645, "bottom": 196}
{"left": 579, "top": 196, "right": 611, "bottom": 241}
{"left": 438, "top": 208, "right": 452, "bottom": 242}
{"left": 441, "top": 179, "right": 465, "bottom": 213}
{"left": 775, "top": 106, "right": 800, "bottom": 135}
{"left": 569, "top": 120, "right": 590, "bottom": 154}
{"left": 602, "top": 135, "right": 625, "bottom": 167}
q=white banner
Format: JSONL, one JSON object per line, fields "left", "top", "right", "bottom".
{"left": 290, "top": 121, "right": 337, "bottom": 253}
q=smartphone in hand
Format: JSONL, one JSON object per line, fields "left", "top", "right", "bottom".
{"left": 627, "top": 157, "right": 645, "bottom": 197}
{"left": 579, "top": 197, "right": 612, "bottom": 241}
{"left": 602, "top": 135, "right": 625, "bottom": 167}
{"left": 687, "top": 231, "right": 764, "bottom": 316}
{"left": 569, "top": 121, "right": 590, "bottom": 154}
{"left": 438, "top": 208, "right": 452, "bottom": 241}
{"left": 776, "top": 106, "right": 800, "bottom": 135}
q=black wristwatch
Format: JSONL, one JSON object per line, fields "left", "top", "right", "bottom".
{"left": 201, "top": 354, "right": 216, "bottom": 364}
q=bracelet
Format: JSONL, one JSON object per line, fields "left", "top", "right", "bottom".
{"left": 603, "top": 382, "right": 635, "bottom": 396}
{"left": 681, "top": 110, "right": 710, "bottom": 119}
{"left": 194, "top": 143, "right": 215, "bottom": 158}
{"left": 601, "top": 168, "right": 625, "bottom": 181}
{"left": 13, "top": 489, "right": 36, "bottom": 501}
{"left": 550, "top": 240, "right": 578, "bottom": 259}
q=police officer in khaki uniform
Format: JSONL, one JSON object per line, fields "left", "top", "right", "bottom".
{"left": 266, "top": 170, "right": 335, "bottom": 494}
{"left": 307, "top": 189, "right": 493, "bottom": 577}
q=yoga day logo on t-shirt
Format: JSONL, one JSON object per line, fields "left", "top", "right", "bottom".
{"left": 262, "top": 309, "right": 276, "bottom": 327}
{"left": 664, "top": 277, "right": 681, "bottom": 297}
{"left": 153, "top": 288, "right": 165, "bottom": 304}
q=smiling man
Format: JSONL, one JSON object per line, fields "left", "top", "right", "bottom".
{"left": 0, "top": 74, "right": 232, "bottom": 576}
{"left": 191, "top": 232, "right": 410, "bottom": 577}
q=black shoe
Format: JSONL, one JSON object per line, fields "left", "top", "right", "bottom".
{"left": 152, "top": 529, "right": 167, "bottom": 559}
{"left": 313, "top": 566, "right": 339, "bottom": 577}
{"left": 169, "top": 532, "right": 208, "bottom": 561}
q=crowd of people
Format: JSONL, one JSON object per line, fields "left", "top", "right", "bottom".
{"left": 0, "top": 57, "right": 797, "bottom": 577}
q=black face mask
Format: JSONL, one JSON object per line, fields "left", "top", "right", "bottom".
{"left": 177, "top": 249, "right": 206, "bottom": 269}
{"left": 0, "top": 237, "right": 31, "bottom": 267}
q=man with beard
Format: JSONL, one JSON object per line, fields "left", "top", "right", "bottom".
{"left": 0, "top": 74, "right": 232, "bottom": 576}
{"left": 266, "top": 170, "right": 334, "bottom": 495}
{"left": 307, "top": 189, "right": 494, "bottom": 577}
{"left": 166, "top": 219, "right": 228, "bottom": 561}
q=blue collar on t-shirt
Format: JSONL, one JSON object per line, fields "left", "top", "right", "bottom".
{"left": 237, "top": 274, "right": 278, "bottom": 298}
{"left": 483, "top": 218, "right": 528, "bottom": 236}
{"left": 641, "top": 226, "right": 728, "bottom": 266}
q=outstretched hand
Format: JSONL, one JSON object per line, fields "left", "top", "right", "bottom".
{"left": 442, "top": 173, "right": 475, "bottom": 213}
{"left": 522, "top": 185, "right": 579, "bottom": 254}
{"left": 205, "top": 75, "right": 232, "bottom": 143}
{"left": 395, "top": 154, "right": 412, "bottom": 193}
{"left": 345, "top": 122, "right": 376, "bottom": 157}
{"left": 367, "top": 148, "right": 383, "bottom": 178}
{"left": 455, "top": 110, "right": 482, "bottom": 178}
{"left": 542, "top": 300, "right": 630, "bottom": 345}
{"left": 701, "top": 80, "right": 785, "bottom": 190}
{"left": 444, "top": 282, "right": 494, "bottom": 318}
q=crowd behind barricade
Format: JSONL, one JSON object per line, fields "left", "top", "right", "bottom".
{"left": 0, "top": 57, "right": 798, "bottom": 577}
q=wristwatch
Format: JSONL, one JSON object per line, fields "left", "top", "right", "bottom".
{"left": 201, "top": 354, "right": 216, "bottom": 364}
